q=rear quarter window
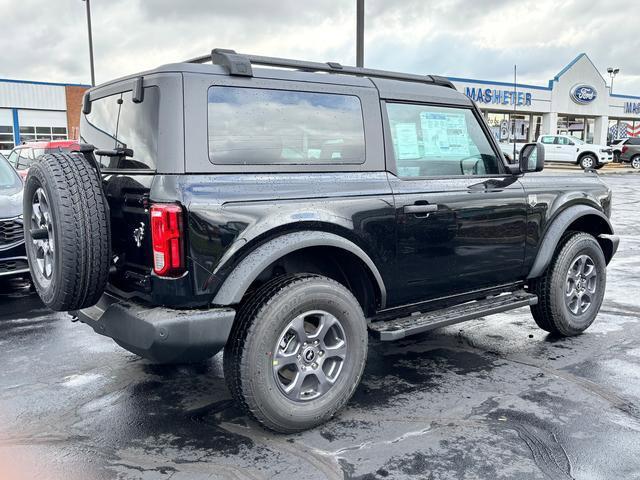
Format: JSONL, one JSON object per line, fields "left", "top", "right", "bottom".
{"left": 207, "top": 86, "right": 365, "bottom": 165}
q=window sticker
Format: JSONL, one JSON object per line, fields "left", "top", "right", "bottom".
{"left": 420, "top": 112, "right": 470, "bottom": 157}
{"left": 394, "top": 123, "right": 420, "bottom": 159}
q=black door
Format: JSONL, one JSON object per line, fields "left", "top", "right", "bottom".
{"left": 383, "top": 101, "right": 527, "bottom": 306}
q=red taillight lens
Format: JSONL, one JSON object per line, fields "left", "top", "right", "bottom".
{"left": 622, "top": 146, "right": 628, "bottom": 154}
{"left": 150, "top": 204, "right": 184, "bottom": 277}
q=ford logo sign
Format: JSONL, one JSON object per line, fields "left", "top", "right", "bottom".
{"left": 571, "top": 84, "right": 597, "bottom": 104}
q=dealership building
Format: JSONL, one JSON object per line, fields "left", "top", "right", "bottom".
{"left": 0, "top": 53, "right": 638, "bottom": 156}
{"left": 0, "top": 78, "right": 89, "bottom": 154}
{"left": 449, "top": 53, "right": 640, "bottom": 147}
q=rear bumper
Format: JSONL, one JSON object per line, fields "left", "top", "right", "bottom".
{"left": 74, "top": 292, "right": 235, "bottom": 363}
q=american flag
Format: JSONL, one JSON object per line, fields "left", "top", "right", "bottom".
{"left": 609, "top": 122, "right": 640, "bottom": 139}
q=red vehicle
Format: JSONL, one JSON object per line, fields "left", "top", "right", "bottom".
{"left": 7, "top": 140, "right": 79, "bottom": 179}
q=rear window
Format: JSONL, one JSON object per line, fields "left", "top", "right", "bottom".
{"left": 81, "top": 87, "right": 160, "bottom": 170}
{"left": 628, "top": 137, "right": 640, "bottom": 146}
{"left": 207, "top": 86, "right": 365, "bottom": 165}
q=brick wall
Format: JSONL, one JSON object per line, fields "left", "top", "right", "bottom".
{"left": 65, "top": 85, "right": 88, "bottom": 140}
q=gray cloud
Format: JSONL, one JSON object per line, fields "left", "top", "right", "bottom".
{"left": 0, "top": 0, "right": 637, "bottom": 95}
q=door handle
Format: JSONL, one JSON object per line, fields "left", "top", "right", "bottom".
{"left": 404, "top": 204, "right": 438, "bottom": 214}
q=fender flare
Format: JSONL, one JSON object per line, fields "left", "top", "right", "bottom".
{"left": 527, "top": 205, "right": 614, "bottom": 279}
{"left": 212, "top": 230, "right": 387, "bottom": 307}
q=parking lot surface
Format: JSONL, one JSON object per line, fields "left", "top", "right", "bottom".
{"left": 1, "top": 173, "right": 639, "bottom": 480}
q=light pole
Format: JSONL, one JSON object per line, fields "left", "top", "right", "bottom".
{"left": 607, "top": 67, "right": 619, "bottom": 94}
{"left": 356, "top": 0, "right": 364, "bottom": 67}
{"left": 82, "top": 0, "right": 96, "bottom": 87}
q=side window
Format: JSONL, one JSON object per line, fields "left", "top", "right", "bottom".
{"left": 207, "top": 86, "right": 365, "bottom": 165}
{"left": 17, "top": 149, "right": 33, "bottom": 169}
{"left": 385, "top": 103, "right": 501, "bottom": 177}
{"left": 7, "top": 149, "right": 19, "bottom": 167}
{"left": 540, "top": 136, "right": 555, "bottom": 144}
{"left": 628, "top": 138, "right": 640, "bottom": 146}
{"left": 557, "top": 137, "right": 572, "bottom": 145}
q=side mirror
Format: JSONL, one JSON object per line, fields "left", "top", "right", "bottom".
{"left": 518, "top": 142, "right": 545, "bottom": 173}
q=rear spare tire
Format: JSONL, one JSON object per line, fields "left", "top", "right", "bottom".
{"left": 23, "top": 152, "right": 110, "bottom": 311}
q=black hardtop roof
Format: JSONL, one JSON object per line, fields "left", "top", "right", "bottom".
{"left": 88, "top": 48, "right": 471, "bottom": 106}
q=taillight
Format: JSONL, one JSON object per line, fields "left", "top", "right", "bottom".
{"left": 622, "top": 146, "right": 628, "bottom": 154}
{"left": 150, "top": 204, "right": 184, "bottom": 277}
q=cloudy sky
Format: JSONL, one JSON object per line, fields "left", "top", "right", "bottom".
{"left": 2, "top": 0, "right": 638, "bottom": 95}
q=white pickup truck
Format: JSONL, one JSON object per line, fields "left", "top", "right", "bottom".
{"left": 538, "top": 134, "right": 613, "bottom": 170}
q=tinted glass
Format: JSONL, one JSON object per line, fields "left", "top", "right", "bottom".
{"left": 82, "top": 87, "right": 160, "bottom": 170}
{"left": 386, "top": 103, "right": 501, "bottom": 177}
{"left": 541, "top": 136, "right": 555, "bottom": 144}
{"left": 628, "top": 137, "right": 640, "bottom": 146}
{"left": 208, "top": 87, "right": 365, "bottom": 165}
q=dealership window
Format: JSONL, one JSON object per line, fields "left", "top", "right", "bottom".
{"left": 486, "top": 112, "right": 530, "bottom": 144}
{"left": 557, "top": 116, "right": 594, "bottom": 143}
{"left": 207, "top": 86, "right": 365, "bottom": 165}
{"left": 0, "top": 125, "right": 14, "bottom": 151}
{"left": 609, "top": 119, "right": 640, "bottom": 141}
{"left": 386, "top": 103, "right": 500, "bottom": 177}
{"left": 19, "top": 125, "right": 67, "bottom": 142}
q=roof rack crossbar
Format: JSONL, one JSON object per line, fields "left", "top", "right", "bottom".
{"left": 185, "top": 49, "right": 455, "bottom": 89}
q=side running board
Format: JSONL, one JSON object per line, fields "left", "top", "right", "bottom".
{"left": 369, "top": 290, "right": 537, "bottom": 341}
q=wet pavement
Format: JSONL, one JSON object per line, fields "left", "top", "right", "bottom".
{"left": 1, "top": 174, "right": 639, "bottom": 480}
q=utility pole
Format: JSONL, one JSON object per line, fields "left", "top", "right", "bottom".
{"left": 356, "top": 0, "right": 364, "bottom": 67}
{"left": 83, "top": 0, "right": 96, "bottom": 86}
{"left": 513, "top": 64, "right": 517, "bottom": 162}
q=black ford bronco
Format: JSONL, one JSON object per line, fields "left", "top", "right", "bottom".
{"left": 23, "top": 49, "right": 619, "bottom": 432}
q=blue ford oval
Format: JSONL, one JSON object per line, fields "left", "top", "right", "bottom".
{"left": 571, "top": 84, "right": 598, "bottom": 104}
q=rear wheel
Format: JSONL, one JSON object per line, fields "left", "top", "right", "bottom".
{"left": 631, "top": 155, "right": 640, "bottom": 170}
{"left": 224, "top": 274, "right": 367, "bottom": 433}
{"left": 529, "top": 232, "right": 606, "bottom": 336}
{"left": 23, "top": 153, "right": 110, "bottom": 311}
{"left": 579, "top": 154, "right": 597, "bottom": 170}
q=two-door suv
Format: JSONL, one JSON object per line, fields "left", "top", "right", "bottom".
{"left": 23, "top": 49, "right": 618, "bottom": 432}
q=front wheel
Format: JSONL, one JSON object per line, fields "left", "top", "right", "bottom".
{"left": 529, "top": 232, "right": 606, "bottom": 336}
{"left": 631, "top": 156, "right": 640, "bottom": 170}
{"left": 579, "top": 154, "right": 597, "bottom": 170}
{"left": 224, "top": 274, "right": 368, "bottom": 433}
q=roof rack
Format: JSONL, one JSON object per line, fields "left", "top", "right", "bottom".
{"left": 185, "top": 48, "right": 455, "bottom": 89}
